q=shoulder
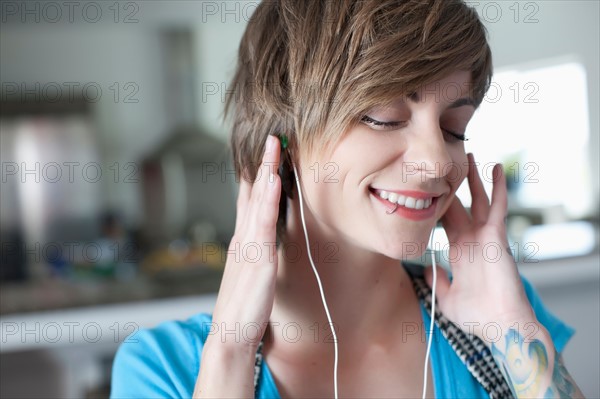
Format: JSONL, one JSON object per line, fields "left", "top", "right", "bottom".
{"left": 519, "top": 275, "right": 575, "bottom": 353}
{"left": 110, "top": 312, "right": 214, "bottom": 398}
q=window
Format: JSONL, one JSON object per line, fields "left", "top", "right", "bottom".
{"left": 458, "top": 60, "right": 592, "bottom": 219}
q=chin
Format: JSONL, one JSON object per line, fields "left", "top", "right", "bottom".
{"left": 374, "top": 237, "right": 430, "bottom": 262}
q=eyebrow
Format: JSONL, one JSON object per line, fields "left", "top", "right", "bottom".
{"left": 448, "top": 97, "right": 476, "bottom": 109}
{"left": 408, "top": 92, "right": 476, "bottom": 109}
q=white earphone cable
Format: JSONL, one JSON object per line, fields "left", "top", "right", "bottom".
{"left": 422, "top": 228, "right": 437, "bottom": 399}
{"left": 292, "top": 162, "right": 339, "bottom": 399}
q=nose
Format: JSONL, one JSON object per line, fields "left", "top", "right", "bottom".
{"left": 402, "top": 122, "right": 453, "bottom": 182}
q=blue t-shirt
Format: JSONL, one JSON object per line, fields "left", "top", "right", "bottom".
{"left": 110, "top": 276, "right": 575, "bottom": 398}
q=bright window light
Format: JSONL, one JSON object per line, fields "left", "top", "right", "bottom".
{"left": 458, "top": 61, "right": 592, "bottom": 219}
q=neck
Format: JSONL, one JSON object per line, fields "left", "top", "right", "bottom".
{"left": 268, "top": 197, "right": 420, "bottom": 353}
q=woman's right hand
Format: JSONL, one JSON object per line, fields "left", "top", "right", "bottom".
{"left": 194, "top": 135, "right": 282, "bottom": 397}
{"left": 207, "top": 134, "right": 282, "bottom": 355}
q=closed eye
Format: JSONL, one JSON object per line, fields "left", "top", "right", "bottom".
{"left": 443, "top": 129, "right": 469, "bottom": 142}
{"left": 361, "top": 115, "right": 405, "bottom": 130}
{"left": 362, "top": 115, "right": 469, "bottom": 142}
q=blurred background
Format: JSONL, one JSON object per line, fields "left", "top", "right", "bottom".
{"left": 0, "top": 1, "right": 598, "bottom": 397}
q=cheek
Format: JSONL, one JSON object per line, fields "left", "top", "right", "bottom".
{"left": 449, "top": 151, "right": 468, "bottom": 192}
{"left": 295, "top": 157, "right": 349, "bottom": 221}
{"left": 436, "top": 151, "right": 468, "bottom": 218}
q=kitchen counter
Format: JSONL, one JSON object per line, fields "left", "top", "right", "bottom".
{"left": 0, "top": 268, "right": 223, "bottom": 315}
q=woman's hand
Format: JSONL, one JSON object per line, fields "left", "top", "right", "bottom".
{"left": 209, "top": 134, "right": 282, "bottom": 353}
{"left": 424, "top": 153, "right": 585, "bottom": 398}
{"left": 194, "top": 135, "right": 281, "bottom": 397}
{"left": 424, "top": 152, "right": 535, "bottom": 340}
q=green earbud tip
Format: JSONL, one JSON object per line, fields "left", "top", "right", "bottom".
{"left": 280, "top": 134, "right": 288, "bottom": 149}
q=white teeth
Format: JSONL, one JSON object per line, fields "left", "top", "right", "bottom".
{"left": 375, "top": 189, "right": 434, "bottom": 210}
{"left": 415, "top": 199, "right": 424, "bottom": 210}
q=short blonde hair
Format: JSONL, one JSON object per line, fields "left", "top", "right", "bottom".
{"left": 225, "top": 0, "right": 493, "bottom": 239}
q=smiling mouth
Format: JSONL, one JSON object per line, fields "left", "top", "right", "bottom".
{"left": 368, "top": 187, "right": 440, "bottom": 210}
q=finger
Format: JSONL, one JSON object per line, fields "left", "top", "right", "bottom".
{"left": 246, "top": 135, "right": 281, "bottom": 242}
{"left": 424, "top": 266, "right": 451, "bottom": 310}
{"left": 234, "top": 168, "right": 252, "bottom": 232}
{"left": 247, "top": 135, "right": 278, "bottom": 217}
{"left": 488, "top": 163, "right": 508, "bottom": 227}
{"left": 467, "top": 153, "right": 490, "bottom": 223}
{"left": 249, "top": 135, "right": 279, "bottom": 194}
{"left": 440, "top": 196, "right": 470, "bottom": 241}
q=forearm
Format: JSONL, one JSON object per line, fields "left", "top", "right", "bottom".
{"left": 488, "top": 321, "right": 585, "bottom": 398}
{"left": 193, "top": 339, "right": 257, "bottom": 398}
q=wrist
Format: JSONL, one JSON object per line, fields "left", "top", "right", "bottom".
{"left": 486, "top": 320, "right": 556, "bottom": 398}
{"left": 486, "top": 316, "right": 551, "bottom": 348}
{"left": 477, "top": 306, "right": 539, "bottom": 344}
{"left": 204, "top": 335, "right": 259, "bottom": 362}
{"left": 195, "top": 338, "right": 257, "bottom": 398}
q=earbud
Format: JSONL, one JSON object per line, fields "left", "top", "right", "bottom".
{"left": 279, "top": 133, "right": 289, "bottom": 150}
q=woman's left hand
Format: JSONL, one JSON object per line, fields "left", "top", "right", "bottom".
{"left": 424, "top": 152, "right": 537, "bottom": 341}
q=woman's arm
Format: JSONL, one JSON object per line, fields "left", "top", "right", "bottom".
{"left": 193, "top": 339, "right": 257, "bottom": 397}
{"left": 488, "top": 321, "right": 585, "bottom": 398}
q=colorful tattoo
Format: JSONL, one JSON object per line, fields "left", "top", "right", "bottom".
{"left": 544, "top": 355, "right": 577, "bottom": 398}
{"left": 491, "top": 328, "right": 549, "bottom": 397}
{"left": 491, "top": 328, "right": 583, "bottom": 398}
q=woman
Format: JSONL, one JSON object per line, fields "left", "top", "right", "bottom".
{"left": 111, "top": 1, "right": 584, "bottom": 397}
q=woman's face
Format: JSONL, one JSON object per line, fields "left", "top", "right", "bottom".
{"left": 296, "top": 70, "right": 475, "bottom": 259}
